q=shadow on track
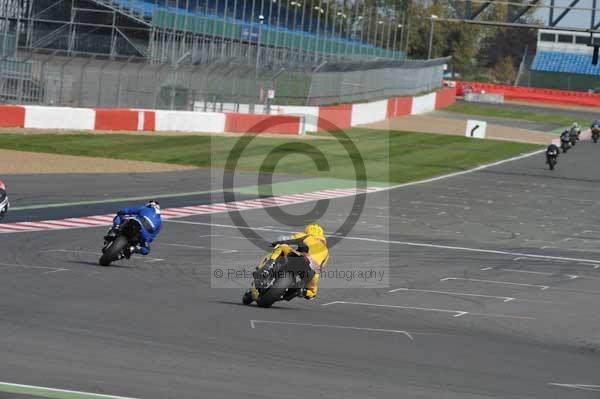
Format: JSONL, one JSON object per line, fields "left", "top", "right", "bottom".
{"left": 213, "top": 300, "right": 308, "bottom": 311}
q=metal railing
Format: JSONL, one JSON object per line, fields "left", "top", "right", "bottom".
{"left": 0, "top": 53, "right": 447, "bottom": 109}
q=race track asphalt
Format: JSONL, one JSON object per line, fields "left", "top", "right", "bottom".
{"left": 1, "top": 141, "right": 600, "bottom": 398}
{"left": 2, "top": 169, "right": 299, "bottom": 223}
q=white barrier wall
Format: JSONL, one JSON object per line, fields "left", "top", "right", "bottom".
{"left": 155, "top": 111, "right": 226, "bottom": 133}
{"left": 24, "top": 106, "right": 95, "bottom": 130}
{"left": 411, "top": 92, "right": 437, "bottom": 115}
{"left": 350, "top": 99, "right": 388, "bottom": 126}
{"left": 278, "top": 106, "right": 320, "bottom": 132}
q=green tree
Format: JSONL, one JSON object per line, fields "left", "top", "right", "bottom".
{"left": 493, "top": 55, "right": 517, "bottom": 83}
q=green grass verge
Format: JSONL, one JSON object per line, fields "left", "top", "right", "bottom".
{"left": 0, "top": 129, "right": 541, "bottom": 184}
{"left": 445, "top": 103, "right": 588, "bottom": 128}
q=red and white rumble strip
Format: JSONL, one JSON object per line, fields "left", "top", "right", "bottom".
{"left": 0, "top": 187, "right": 379, "bottom": 234}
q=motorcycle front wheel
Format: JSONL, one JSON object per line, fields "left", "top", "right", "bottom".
{"left": 99, "top": 235, "right": 128, "bottom": 266}
{"left": 256, "top": 274, "right": 295, "bottom": 308}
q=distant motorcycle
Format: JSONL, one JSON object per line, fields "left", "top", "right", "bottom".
{"left": 569, "top": 130, "right": 578, "bottom": 146}
{"left": 560, "top": 136, "right": 571, "bottom": 153}
{"left": 0, "top": 180, "right": 8, "bottom": 221}
{"left": 545, "top": 144, "right": 559, "bottom": 171}
{"left": 243, "top": 244, "right": 314, "bottom": 308}
{"left": 547, "top": 155, "right": 557, "bottom": 170}
{"left": 99, "top": 217, "right": 145, "bottom": 266}
{"left": 592, "top": 127, "right": 600, "bottom": 143}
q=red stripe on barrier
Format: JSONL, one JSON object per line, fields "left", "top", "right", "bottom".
{"left": 142, "top": 111, "right": 155, "bottom": 131}
{"left": 435, "top": 87, "right": 456, "bottom": 109}
{"left": 224, "top": 113, "right": 300, "bottom": 134}
{"left": 386, "top": 97, "right": 413, "bottom": 118}
{"left": 317, "top": 104, "right": 352, "bottom": 131}
{"left": 0, "top": 105, "right": 25, "bottom": 128}
{"left": 94, "top": 108, "right": 139, "bottom": 131}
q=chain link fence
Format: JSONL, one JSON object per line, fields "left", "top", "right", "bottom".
{"left": 307, "top": 58, "right": 448, "bottom": 105}
{"left": 0, "top": 53, "right": 447, "bottom": 109}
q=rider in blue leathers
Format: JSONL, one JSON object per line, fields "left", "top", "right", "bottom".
{"left": 104, "top": 201, "right": 162, "bottom": 256}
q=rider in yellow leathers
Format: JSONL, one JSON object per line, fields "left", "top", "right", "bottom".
{"left": 245, "top": 224, "right": 329, "bottom": 303}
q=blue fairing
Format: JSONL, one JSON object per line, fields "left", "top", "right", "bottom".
{"left": 114, "top": 206, "right": 162, "bottom": 250}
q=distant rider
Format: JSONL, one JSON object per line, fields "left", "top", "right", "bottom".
{"left": 569, "top": 122, "right": 580, "bottom": 141}
{"left": 0, "top": 180, "right": 8, "bottom": 220}
{"left": 104, "top": 201, "right": 162, "bottom": 256}
{"left": 560, "top": 129, "right": 570, "bottom": 150}
{"left": 591, "top": 120, "right": 600, "bottom": 133}
{"left": 546, "top": 143, "right": 559, "bottom": 165}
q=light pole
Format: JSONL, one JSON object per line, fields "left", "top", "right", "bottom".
{"left": 427, "top": 14, "right": 438, "bottom": 60}
{"left": 393, "top": 23, "right": 402, "bottom": 57}
{"left": 255, "top": 14, "right": 265, "bottom": 105}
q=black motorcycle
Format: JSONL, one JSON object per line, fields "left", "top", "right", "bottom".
{"left": 569, "top": 131, "right": 578, "bottom": 146}
{"left": 560, "top": 138, "right": 571, "bottom": 153}
{"left": 243, "top": 244, "right": 314, "bottom": 308}
{"left": 592, "top": 128, "right": 600, "bottom": 143}
{"left": 547, "top": 155, "right": 557, "bottom": 170}
{"left": 0, "top": 188, "right": 8, "bottom": 221}
{"left": 99, "top": 218, "right": 144, "bottom": 266}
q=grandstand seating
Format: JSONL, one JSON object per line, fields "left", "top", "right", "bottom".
{"left": 101, "top": 0, "right": 399, "bottom": 58}
{"left": 532, "top": 50, "right": 600, "bottom": 76}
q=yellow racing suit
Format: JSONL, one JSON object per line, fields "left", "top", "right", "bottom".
{"left": 252, "top": 233, "right": 329, "bottom": 300}
{"left": 270, "top": 232, "right": 329, "bottom": 299}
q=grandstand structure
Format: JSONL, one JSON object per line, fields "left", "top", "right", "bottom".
{"left": 3, "top": 0, "right": 403, "bottom": 65}
{"left": 517, "top": 29, "right": 600, "bottom": 91}
{"left": 0, "top": 0, "right": 424, "bottom": 108}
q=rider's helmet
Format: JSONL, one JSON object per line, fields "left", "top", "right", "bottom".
{"left": 0, "top": 180, "right": 5, "bottom": 191}
{"left": 572, "top": 122, "right": 579, "bottom": 130}
{"left": 305, "top": 223, "right": 325, "bottom": 239}
{"left": 146, "top": 200, "right": 161, "bottom": 212}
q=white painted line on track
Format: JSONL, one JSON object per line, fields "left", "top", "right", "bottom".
{"left": 441, "top": 277, "right": 550, "bottom": 290}
{"left": 483, "top": 268, "right": 579, "bottom": 279}
{"left": 382, "top": 149, "right": 545, "bottom": 191}
{"left": 42, "top": 249, "right": 165, "bottom": 262}
{"left": 159, "top": 242, "right": 238, "bottom": 253}
{"left": 512, "top": 256, "right": 569, "bottom": 264}
{"left": 320, "top": 301, "right": 535, "bottom": 320}
{"left": 500, "top": 269, "right": 579, "bottom": 280}
{"left": 549, "top": 383, "right": 600, "bottom": 392}
{"left": 167, "top": 219, "right": 600, "bottom": 264}
{"left": 42, "top": 268, "right": 69, "bottom": 274}
{"left": 0, "top": 381, "right": 140, "bottom": 399}
{"left": 388, "top": 287, "right": 515, "bottom": 302}
{"left": 0, "top": 262, "right": 67, "bottom": 273}
{"left": 250, "top": 320, "right": 414, "bottom": 340}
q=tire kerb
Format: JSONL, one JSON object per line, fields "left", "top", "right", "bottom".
{"left": 0, "top": 187, "right": 379, "bottom": 234}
